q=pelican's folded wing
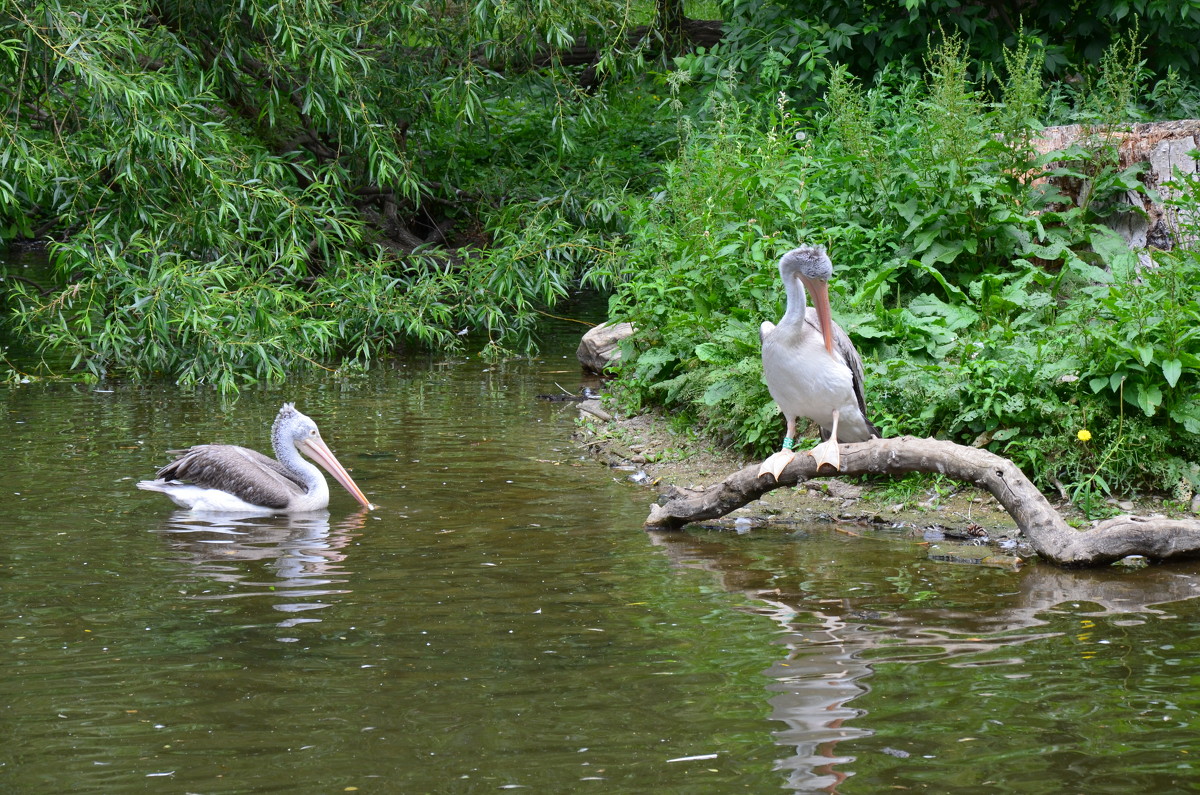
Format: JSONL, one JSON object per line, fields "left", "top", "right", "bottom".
{"left": 154, "top": 445, "right": 305, "bottom": 510}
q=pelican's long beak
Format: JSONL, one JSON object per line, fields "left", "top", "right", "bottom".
{"left": 802, "top": 275, "right": 836, "bottom": 355}
{"left": 302, "top": 435, "right": 375, "bottom": 510}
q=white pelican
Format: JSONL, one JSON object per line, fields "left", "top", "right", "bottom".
{"left": 138, "top": 403, "right": 375, "bottom": 513}
{"left": 758, "top": 245, "right": 878, "bottom": 479}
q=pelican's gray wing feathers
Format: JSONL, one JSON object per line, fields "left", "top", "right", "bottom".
{"left": 154, "top": 445, "right": 305, "bottom": 511}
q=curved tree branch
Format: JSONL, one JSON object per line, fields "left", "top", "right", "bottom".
{"left": 644, "top": 436, "right": 1200, "bottom": 567}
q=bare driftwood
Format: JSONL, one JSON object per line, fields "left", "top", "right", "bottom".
{"left": 645, "top": 436, "right": 1200, "bottom": 567}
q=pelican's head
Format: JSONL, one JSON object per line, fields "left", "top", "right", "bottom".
{"left": 778, "top": 245, "right": 833, "bottom": 283}
{"left": 273, "top": 403, "right": 375, "bottom": 510}
{"left": 273, "top": 402, "right": 315, "bottom": 441}
{"left": 778, "top": 245, "right": 836, "bottom": 355}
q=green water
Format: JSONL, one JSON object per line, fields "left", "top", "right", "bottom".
{"left": 3, "top": 308, "right": 1200, "bottom": 792}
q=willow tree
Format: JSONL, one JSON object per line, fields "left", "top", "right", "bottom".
{"left": 0, "top": 0, "right": 689, "bottom": 389}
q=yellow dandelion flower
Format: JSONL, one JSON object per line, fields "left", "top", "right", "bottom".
{"left": 1077, "top": 429, "right": 1092, "bottom": 442}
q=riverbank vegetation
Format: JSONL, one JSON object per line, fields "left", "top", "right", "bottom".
{"left": 2, "top": 0, "right": 1199, "bottom": 506}
{"left": 606, "top": 32, "right": 1200, "bottom": 511}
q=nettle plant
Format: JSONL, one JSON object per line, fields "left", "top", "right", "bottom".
{"left": 1067, "top": 166, "right": 1200, "bottom": 496}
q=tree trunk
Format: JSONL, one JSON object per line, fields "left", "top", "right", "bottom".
{"left": 644, "top": 436, "right": 1200, "bottom": 567}
{"left": 655, "top": 0, "right": 686, "bottom": 54}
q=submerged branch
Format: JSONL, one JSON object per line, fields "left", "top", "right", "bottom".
{"left": 644, "top": 436, "right": 1200, "bottom": 567}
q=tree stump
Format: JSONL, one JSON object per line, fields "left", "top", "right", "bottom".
{"left": 1032, "top": 120, "right": 1200, "bottom": 251}
{"left": 644, "top": 436, "right": 1200, "bottom": 567}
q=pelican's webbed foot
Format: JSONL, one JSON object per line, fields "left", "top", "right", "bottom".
{"left": 757, "top": 439, "right": 797, "bottom": 480}
{"left": 807, "top": 409, "right": 842, "bottom": 472}
{"left": 807, "top": 439, "right": 841, "bottom": 472}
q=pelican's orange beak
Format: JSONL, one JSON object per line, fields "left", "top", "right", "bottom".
{"left": 801, "top": 275, "right": 836, "bottom": 355}
{"left": 301, "top": 435, "right": 375, "bottom": 510}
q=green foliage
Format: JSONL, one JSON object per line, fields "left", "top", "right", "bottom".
{"left": 0, "top": 0, "right": 658, "bottom": 389}
{"left": 1071, "top": 169, "right": 1200, "bottom": 435}
{"left": 598, "top": 81, "right": 806, "bottom": 448}
{"left": 705, "top": 0, "right": 1200, "bottom": 121}
{"left": 605, "top": 28, "right": 1200, "bottom": 501}
{"left": 9, "top": 241, "right": 332, "bottom": 391}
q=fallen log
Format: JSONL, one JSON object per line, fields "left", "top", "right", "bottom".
{"left": 644, "top": 436, "right": 1200, "bottom": 567}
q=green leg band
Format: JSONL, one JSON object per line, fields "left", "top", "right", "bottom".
{"left": 781, "top": 437, "right": 795, "bottom": 451}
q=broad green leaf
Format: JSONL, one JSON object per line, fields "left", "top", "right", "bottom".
{"left": 920, "top": 239, "right": 965, "bottom": 267}
{"left": 1169, "top": 400, "right": 1200, "bottom": 434}
{"left": 694, "top": 342, "right": 724, "bottom": 363}
{"left": 908, "top": 259, "right": 968, "bottom": 302}
{"left": 1162, "top": 358, "right": 1183, "bottom": 388}
{"left": 702, "top": 379, "right": 738, "bottom": 405}
{"left": 909, "top": 293, "right": 979, "bottom": 331}
{"left": 1134, "top": 383, "right": 1163, "bottom": 416}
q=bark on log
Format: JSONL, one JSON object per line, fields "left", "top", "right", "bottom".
{"left": 644, "top": 436, "right": 1200, "bottom": 567}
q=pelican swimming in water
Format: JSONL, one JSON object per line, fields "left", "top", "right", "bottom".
{"left": 758, "top": 245, "right": 878, "bottom": 480}
{"left": 138, "top": 403, "right": 375, "bottom": 512}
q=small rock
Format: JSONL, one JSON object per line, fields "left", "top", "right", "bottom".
{"left": 824, "top": 479, "right": 864, "bottom": 500}
{"left": 577, "top": 322, "right": 635, "bottom": 374}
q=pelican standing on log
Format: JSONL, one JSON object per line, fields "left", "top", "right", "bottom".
{"left": 758, "top": 245, "right": 878, "bottom": 480}
{"left": 138, "top": 403, "right": 375, "bottom": 513}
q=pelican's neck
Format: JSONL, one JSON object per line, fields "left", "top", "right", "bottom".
{"left": 272, "top": 426, "right": 324, "bottom": 496}
{"left": 779, "top": 270, "right": 808, "bottom": 329}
